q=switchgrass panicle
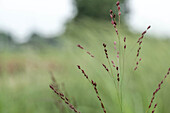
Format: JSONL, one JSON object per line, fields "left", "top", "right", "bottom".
{"left": 77, "top": 65, "right": 107, "bottom": 113}
{"left": 146, "top": 68, "right": 170, "bottom": 113}
{"left": 49, "top": 85, "right": 81, "bottom": 113}
{"left": 49, "top": 1, "right": 170, "bottom": 113}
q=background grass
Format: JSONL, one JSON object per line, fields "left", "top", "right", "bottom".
{"left": 0, "top": 18, "right": 170, "bottom": 113}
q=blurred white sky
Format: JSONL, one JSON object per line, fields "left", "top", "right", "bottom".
{"left": 0, "top": 0, "right": 76, "bottom": 43}
{"left": 0, "top": 0, "right": 170, "bottom": 43}
{"left": 127, "top": 0, "right": 170, "bottom": 38}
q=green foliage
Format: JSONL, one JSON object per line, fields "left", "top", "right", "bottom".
{"left": 0, "top": 32, "right": 13, "bottom": 47}
{"left": 75, "top": 0, "right": 125, "bottom": 19}
{"left": 0, "top": 18, "right": 170, "bottom": 113}
{"left": 0, "top": 32, "right": 62, "bottom": 52}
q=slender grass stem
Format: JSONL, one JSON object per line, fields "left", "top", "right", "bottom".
{"left": 121, "top": 46, "right": 125, "bottom": 113}
{"left": 117, "top": 33, "right": 123, "bottom": 113}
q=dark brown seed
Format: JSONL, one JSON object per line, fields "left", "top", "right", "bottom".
{"left": 116, "top": 1, "right": 120, "bottom": 6}
{"left": 124, "top": 45, "right": 126, "bottom": 49}
{"left": 147, "top": 25, "right": 151, "bottom": 30}
{"left": 110, "top": 9, "right": 113, "bottom": 14}
{"left": 124, "top": 37, "right": 126, "bottom": 42}
{"left": 118, "top": 6, "right": 120, "bottom": 10}
{"left": 77, "top": 44, "right": 84, "bottom": 49}
{"left": 103, "top": 43, "right": 106, "bottom": 47}
{"left": 113, "top": 14, "right": 116, "bottom": 18}
{"left": 142, "top": 31, "right": 147, "bottom": 35}
{"left": 65, "top": 101, "right": 69, "bottom": 104}
{"left": 101, "top": 103, "right": 104, "bottom": 108}
{"left": 77, "top": 65, "right": 81, "bottom": 69}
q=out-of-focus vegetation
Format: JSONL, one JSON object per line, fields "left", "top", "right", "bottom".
{"left": 75, "top": 0, "right": 126, "bottom": 19}
{"left": 0, "top": 17, "right": 170, "bottom": 113}
{"left": 0, "top": 32, "right": 61, "bottom": 50}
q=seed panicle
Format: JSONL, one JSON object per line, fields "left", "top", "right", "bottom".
{"left": 49, "top": 85, "right": 81, "bottom": 113}
{"left": 77, "top": 65, "right": 107, "bottom": 113}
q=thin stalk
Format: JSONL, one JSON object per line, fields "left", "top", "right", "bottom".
{"left": 106, "top": 53, "right": 123, "bottom": 113}
{"left": 121, "top": 46, "right": 126, "bottom": 113}
{"left": 117, "top": 34, "right": 123, "bottom": 113}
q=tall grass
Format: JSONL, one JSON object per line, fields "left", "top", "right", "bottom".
{"left": 48, "top": 1, "right": 170, "bottom": 113}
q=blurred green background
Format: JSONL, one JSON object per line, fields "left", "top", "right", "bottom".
{"left": 0, "top": 0, "right": 170, "bottom": 113}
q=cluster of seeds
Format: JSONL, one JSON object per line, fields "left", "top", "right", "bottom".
{"left": 124, "top": 37, "right": 126, "bottom": 49}
{"left": 110, "top": 10, "right": 118, "bottom": 36}
{"left": 134, "top": 58, "right": 142, "bottom": 71}
{"left": 49, "top": 85, "right": 80, "bottom": 113}
{"left": 137, "top": 25, "right": 151, "bottom": 43}
{"left": 134, "top": 26, "right": 151, "bottom": 71}
{"left": 102, "top": 64, "right": 109, "bottom": 72}
{"left": 77, "top": 65, "right": 107, "bottom": 113}
{"left": 116, "top": 1, "right": 121, "bottom": 18}
{"left": 49, "top": 1, "right": 170, "bottom": 113}
{"left": 111, "top": 60, "right": 116, "bottom": 68}
{"left": 77, "top": 44, "right": 94, "bottom": 58}
{"left": 103, "top": 43, "right": 108, "bottom": 59}
{"left": 151, "top": 103, "right": 158, "bottom": 113}
{"left": 148, "top": 68, "right": 170, "bottom": 110}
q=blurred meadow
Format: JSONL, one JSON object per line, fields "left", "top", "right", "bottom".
{"left": 0, "top": 0, "right": 170, "bottom": 113}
